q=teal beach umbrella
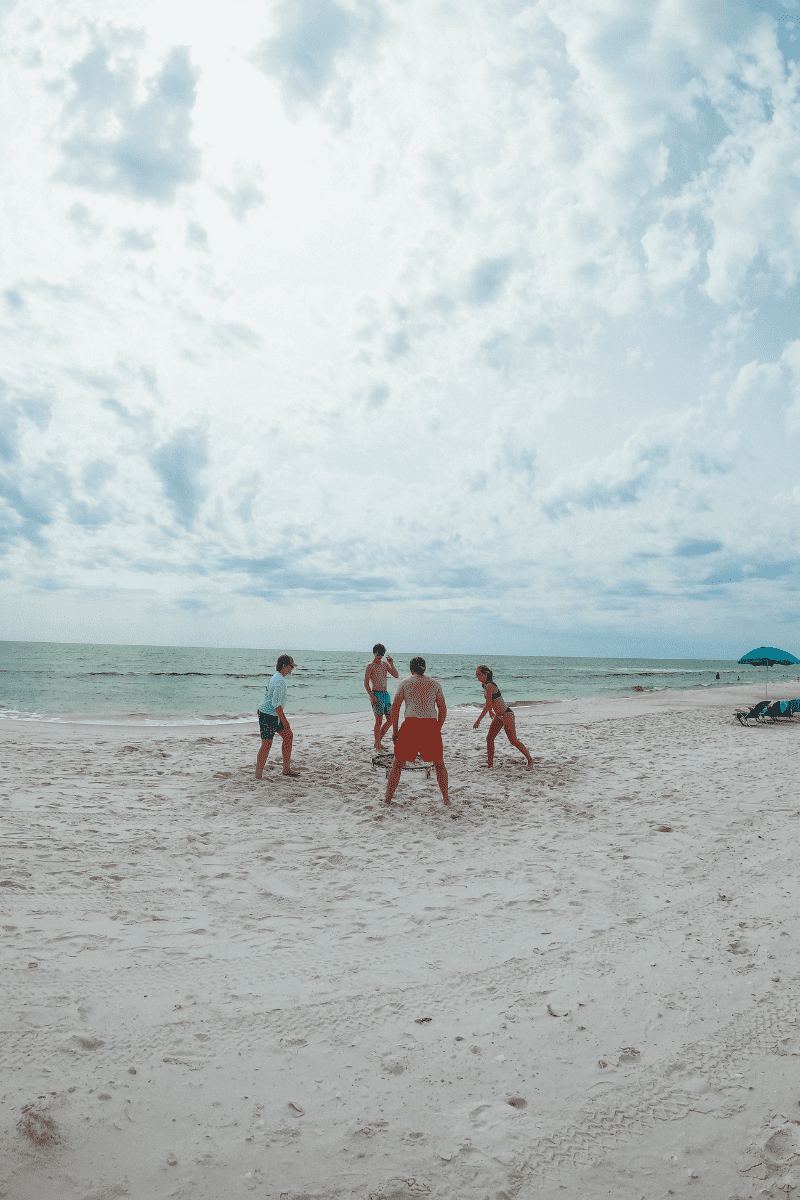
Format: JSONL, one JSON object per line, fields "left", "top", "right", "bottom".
{"left": 738, "top": 646, "right": 800, "bottom": 698}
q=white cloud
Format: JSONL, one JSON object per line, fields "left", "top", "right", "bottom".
{"left": 725, "top": 358, "right": 783, "bottom": 411}
{"left": 781, "top": 338, "right": 800, "bottom": 431}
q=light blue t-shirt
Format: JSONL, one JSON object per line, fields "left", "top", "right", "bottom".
{"left": 259, "top": 671, "right": 287, "bottom": 716}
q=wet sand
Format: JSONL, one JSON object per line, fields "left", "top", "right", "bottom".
{"left": 1, "top": 682, "right": 799, "bottom": 1199}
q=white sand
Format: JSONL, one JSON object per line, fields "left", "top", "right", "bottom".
{"left": 1, "top": 683, "right": 800, "bottom": 1200}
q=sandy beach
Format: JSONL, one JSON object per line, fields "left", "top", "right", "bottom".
{"left": 2, "top": 682, "right": 800, "bottom": 1200}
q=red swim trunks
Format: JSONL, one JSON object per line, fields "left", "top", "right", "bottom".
{"left": 393, "top": 718, "right": 444, "bottom": 763}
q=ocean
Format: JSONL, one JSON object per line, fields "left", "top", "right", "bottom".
{"left": 0, "top": 641, "right": 791, "bottom": 727}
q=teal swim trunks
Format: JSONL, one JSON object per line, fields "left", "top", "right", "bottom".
{"left": 371, "top": 689, "right": 391, "bottom": 716}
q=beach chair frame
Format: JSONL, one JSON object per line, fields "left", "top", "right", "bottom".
{"left": 371, "top": 751, "right": 432, "bottom": 780}
{"left": 735, "top": 702, "right": 769, "bottom": 726}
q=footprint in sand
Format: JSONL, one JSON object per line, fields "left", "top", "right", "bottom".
{"left": 59, "top": 1033, "right": 105, "bottom": 1054}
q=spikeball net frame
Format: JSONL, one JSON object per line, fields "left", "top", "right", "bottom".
{"left": 371, "top": 751, "right": 432, "bottom": 779}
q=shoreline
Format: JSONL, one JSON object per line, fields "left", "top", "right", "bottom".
{"left": 1, "top": 680, "right": 798, "bottom": 740}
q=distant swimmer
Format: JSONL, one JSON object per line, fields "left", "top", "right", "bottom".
{"left": 474, "top": 665, "right": 533, "bottom": 769}
{"left": 255, "top": 654, "right": 299, "bottom": 779}
{"left": 386, "top": 657, "right": 449, "bottom": 806}
{"left": 364, "top": 643, "right": 399, "bottom": 751}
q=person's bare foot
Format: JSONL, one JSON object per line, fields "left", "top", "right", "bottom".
{"left": 255, "top": 774, "right": 263, "bottom": 780}
{"left": 282, "top": 769, "right": 300, "bottom": 777}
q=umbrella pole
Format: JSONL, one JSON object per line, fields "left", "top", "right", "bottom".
{"left": 766, "top": 663, "right": 769, "bottom": 700}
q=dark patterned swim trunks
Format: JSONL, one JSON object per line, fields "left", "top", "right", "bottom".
{"left": 371, "top": 690, "right": 392, "bottom": 716}
{"left": 258, "top": 711, "right": 285, "bottom": 741}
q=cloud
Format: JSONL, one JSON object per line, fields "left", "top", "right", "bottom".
{"left": 0, "top": 383, "right": 67, "bottom": 548}
{"left": 641, "top": 223, "right": 700, "bottom": 292}
{"left": 781, "top": 338, "right": 800, "bottom": 431}
{"left": 541, "top": 435, "right": 671, "bottom": 521}
{"left": 59, "top": 41, "right": 201, "bottom": 202}
{"left": 67, "top": 500, "right": 111, "bottom": 528}
{"left": 220, "top": 553, "right": 396, "bottom": 598}
{"left": 68, "top": 202, "right": 102, "bottom": 238}
{"left": 501, "top": 439, "right": 536, "bottom": 481}
{"left": 213, "top": 322, "right": 262, "bottom": 348}
{"left": 0, "top": 384, "right": 52, "bottom": 464}
{"left": 366, "top": 382, "right": 390, "bottom": 409}
{"left": 33, "top": 575, "right": 68, "bottom": 591}
{"left": 149, "top": 427, "right": 209, "bottom": 528}
{"left": 218, "top": 180, "right": 265, "bottom": 222}
{"left": 467, "top": 258, "right": 513, "bottom": 306}
{"left": 725, "top": 358, "right": 782, "bottom": 411}
{"left": 101, "top": 397, "right": 152, "bottom": 429}
{"left": 186, "top": 221, "right": 208, "bottom": 250}
{"left": 674, "top": 539, "right": 723, "bottom": 556}
{"left": 700, "top": 558, "right": 795, "bottom": 584}
{"left": 120, "top": 227, "right": 156, "bottom": 251}
{"left": 252, "top": 0, "right": 382, "bottom": 107}
{"left": 82, "top": 460, "right": 116, "bottom": 491}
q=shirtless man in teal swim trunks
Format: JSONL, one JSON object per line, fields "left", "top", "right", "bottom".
{"left": 364, "top": 643, "right": 399, "bottom": 751}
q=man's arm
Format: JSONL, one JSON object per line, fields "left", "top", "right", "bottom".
{"left": 275, "top": 704, "right": 290, "bottom": 731}
{"left": 364, "top": 663, "right": 375, "bottom": 696}
{"left": 390, "top": 685, "right": 404, "bottom": 740}
{"left": 386, "top": 655, "right": 399, "bottom": 679}
{"left": 436, "top": 686, "right": 447, "bottom": 728}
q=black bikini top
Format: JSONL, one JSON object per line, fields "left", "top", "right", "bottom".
{"left": 489, "top": 686, "right": 502, "bottom": 700}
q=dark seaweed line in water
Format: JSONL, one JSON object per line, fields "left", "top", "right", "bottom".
{"left": 1, "top": 670, "right": 274, "bottom": 681}
{"left": 587, "top": 670, "right": 739, "bottom": 678}
{"left": 81, "top": 671, "right": 273, "bottom": 678}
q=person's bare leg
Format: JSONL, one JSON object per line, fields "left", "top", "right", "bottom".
{"left": 378, "top": 715, "right": 392, "bottom": 749}
{"left": 433, "top": 760, "right": 449, "bottom": 805}
{"left": 280, "top": 729, "right": 298, "bottom": 776}
{"left": 373, "top": 710, "right": 384, "bottom": 751}
{"left": 485, "top": 716, "right": 502, "bottom": 767}
{"left": 255, "top": 738, "right": 272, "bottom": 778}
{"left": 503, "top": 715, "right": 533, "bottom": 767}
{"left": 385, "top": 759, "right": 403, "bottom": 802}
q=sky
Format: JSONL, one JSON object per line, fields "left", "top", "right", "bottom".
{"left": 1, "top": 0, "right": 799, "bottom": 659}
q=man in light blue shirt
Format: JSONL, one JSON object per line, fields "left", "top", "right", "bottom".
{"left": 255, "top": 654, "right": 299, "bottom": 778}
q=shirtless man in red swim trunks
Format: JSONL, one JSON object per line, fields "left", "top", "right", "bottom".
{"left": 386, "top": 656, "right": 449, "bottom": 805}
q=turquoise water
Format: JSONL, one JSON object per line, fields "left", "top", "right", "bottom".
{"left": 0, "top": 641, "right": 792, "bottom": 727}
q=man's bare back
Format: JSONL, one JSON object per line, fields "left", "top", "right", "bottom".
{"left": 394, "top": 673, "right": 445, "bottom": 719}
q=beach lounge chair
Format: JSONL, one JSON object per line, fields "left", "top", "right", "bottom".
{"left": 763, "top": 699, "right": 800, "bottom": 723}
{"left": 735, "top": 701, "right": 770, "bottom": 726}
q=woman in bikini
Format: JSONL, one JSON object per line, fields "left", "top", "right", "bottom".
{"left": 473, "top": 665, "right": 533, "bottom": 768}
